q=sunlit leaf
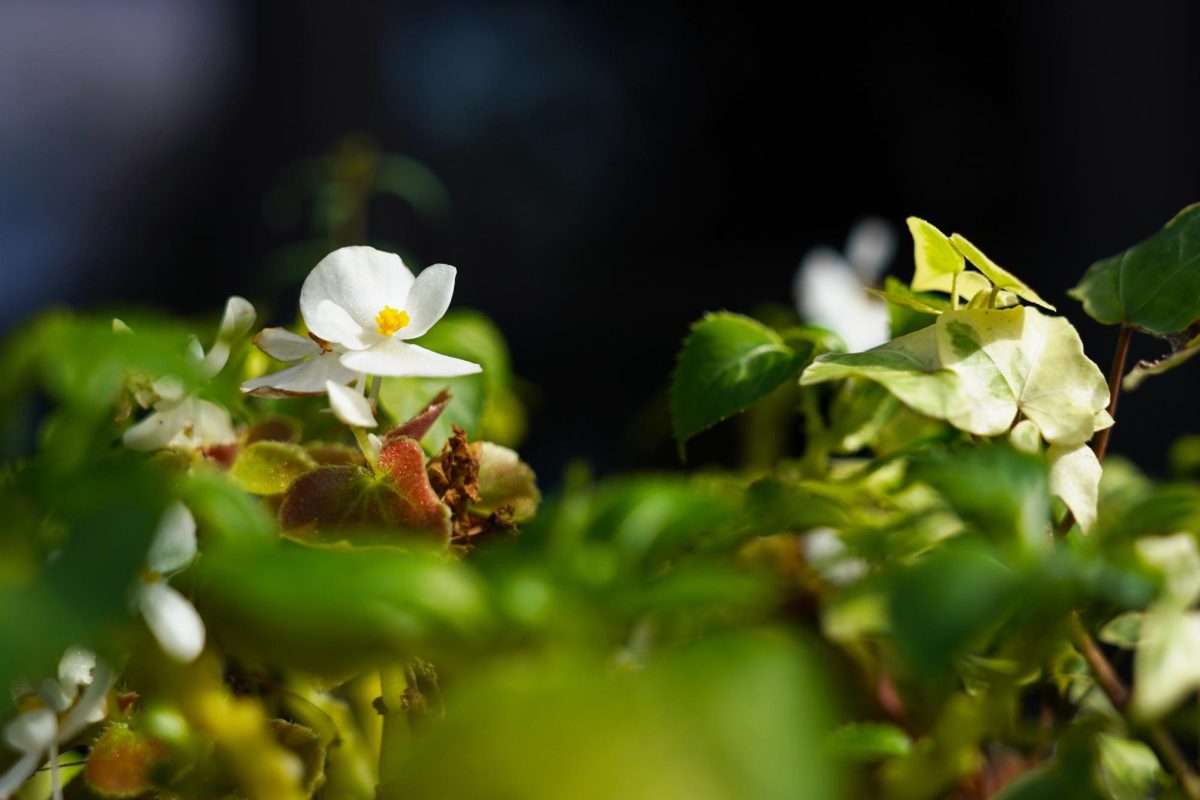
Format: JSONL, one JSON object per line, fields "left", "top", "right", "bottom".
{"left": 1048, "top": 443, "right": 1101, "bottom": 533}
{"left": 672, "top": 313, "right": 807, "bottom": 455}
{"left": 950, "top": 233, "right": 1056, "bottom": 310}
{"left": 826, "top": 722, "right": 912, "bottom": 761}
{"left": 1123, "top": 328, "right": 1200, "bottom": 390}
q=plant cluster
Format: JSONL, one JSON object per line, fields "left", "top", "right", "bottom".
{"left": 2, "top": 206, "right": 1200, "bottom": 799}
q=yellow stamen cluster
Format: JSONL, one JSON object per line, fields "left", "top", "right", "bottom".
{"left": 374, "top": 306, "right": 410, "bottom": 336}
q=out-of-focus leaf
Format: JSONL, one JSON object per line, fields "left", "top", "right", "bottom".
{"left": 889, "top": 540, "right": 1021, "bottom": 673}
{"left": 671, "top": 313, "right": 806, "bottom": 455}
{"left": 1070, "top": 203, "right": 1200, "bottom": 334}
{"left": 912, "top": 444, "right": 1050, "bottom": 552}
{"left": 0, "top": 456, "right": 168, "bottom": 691}
{"left": 1169, "top": 434, "right": 1200, "bottom": 479}
{"left": 230, "top": 441, "right": 317, "bottom": 496}
{"left": 826, "top": 722, "right": 912, "bottom": 761}
{"left": 189, "top": 541, "right": 490, "bottom": 675}
{"left": 379, "top": 374, "right": 485, "bottom": 453}
{"left": 1132, "top": 606, "right": 1200, "bottom": 719}
{"left": 181, "top": 471, "right": 277, "bottom": 543}
{"left": 378, "top": 632, "right": 842, "bottom": 800}
{"left": 1095, "top": 733, "right": 1165, "bottom": 800}
{"left": 1098, "top": 612, "right": 1142, "bottom": 649}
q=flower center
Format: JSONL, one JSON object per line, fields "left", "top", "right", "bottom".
{"left": 374, "top": 306, "right": 410, "bottom": 336}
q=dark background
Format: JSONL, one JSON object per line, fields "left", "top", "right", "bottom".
{"left": 3, "top": 0, "right": 1198, "bottom": 479}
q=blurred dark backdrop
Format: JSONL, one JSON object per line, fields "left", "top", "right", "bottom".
{"left": 2, "top": 0, "right": 1199, "bottom": 478}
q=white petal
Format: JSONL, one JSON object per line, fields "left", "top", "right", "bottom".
{"left": 340, "top": 339, "right": 482, "bottom": 378}
{"left": 139, "top": 583, "right": 206, "bottom": 662}
{"left": 400, "top": 264, "right": 456, "bottom": 340}
{"left": 253, "top": 328, "right": 321, "bottom": 362}
{"left": 58, "top": 660, "right": 112, "bottom": 742}
{"left": 300, "top": 247, "right": 414, "bottom": 341}
{"left": 4, "top": 709, "right": 56, "bottom": 753}
{"left": 326, "top": 380, "right": 377, "bottom": 428}
{"left": 185, "top": 336, "right": 205, "bottom": 364}
{"left": 190, "top": 400, "right": 236, "bottom": 448}
{"left": 57, "top": 647, "right": 96, "bottom": 696}
{"left": 217, "top": 296, "right": 256, "bottom": 340}
{"left": 0, "top": 751, "right": 41, "bottom": 797}
{"left": 312, "top": 300, "right": 375, "bottom": 350}
{"left": 241, "top": 352, "right": 361, "bottom": 397}
{"left": 845, "top": 217, "right": 895, "bottom": 282}
{"left": 37, "top": 678, "right": 73, "bottom": 712}
{"left": 147, "top": 502, "right": 197, "bottom": 574}
{"left": 152, "top": 376, "right": 186, "bottom": 402}
{"left": 367, "top": 433, "right": 383, "bottom": 459}
{"left": 122, "top": 400, "right": 190, "bottom": 451}
{"left": 795, "top": 249, "right": 890, "bottom": 352}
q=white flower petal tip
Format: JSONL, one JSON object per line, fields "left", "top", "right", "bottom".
{"left": 219, "top": 296, "right": 256, "bottom": 339}
{"left": 253, "top": 328, "right": 321, "bottom": 362}
{"left": 112, "top": 318, "right": 133, "bottom": 334}
{"left": 147, "top": 502, "right": 197, "bottom": 575}
{"left": 139, "top": 583, "right": 206, "bottom": 662}
{"left": 4, "top": 709, "right": 56, "bottom": 753}
{"left": 326, "top": 380, "right": 377, "bottom": 428}
{"left": 339, "top": 339, "right": 482, "bottom": 378}
{"left": 403, "top": 263, "right": 457, "bottom": 339}
{"left": 367, "top": 433, "right": 383, "bottom": 459}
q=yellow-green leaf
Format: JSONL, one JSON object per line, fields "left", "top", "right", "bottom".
{"left": 950, "top": 233, "right": 1056, "bottom": 310}
{"left": 230, "top": 441, "right": 318, "bottom": 496}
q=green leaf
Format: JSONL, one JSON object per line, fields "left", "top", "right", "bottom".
{"left": 230, "top": 441, "right": 317, "bottom": 495}
{"left": 801, "top": 325, "right": 964, "bottom": 422}
{"left": 908, "top": 216, "right": 965, "bottom": 287}
{"left": 867, "top": 288, "right": 946, "bottom": 316}
{"left": 672, "top": 313, "right": 806, "bottom": 454}
{"left": 912, "top": 444, "right": 1051, "bottom": 551}
{"left": 379, "top": 374, "right": 486, "bottom": 452}
{"left": 190, "top": 541, "right": 490, "bottom": 675}
{"left": 950, "top": 233, "right": 1056, "bottom": 310}
{"left": 1098, "top": 612, "right": 1142, "bottom": 649}
{"left": 1069, "top": 203, "right": 1200, "bottom": 334}
{"left": 936, "top": 307, "right": 1109, "bottom": 445}
{"left": 825, "top": 722, "right": 912, "bottom": 761}
{"left": 889, "top": 540, "right": 1021, "bottom": 674}
{"left": 1123, "top": 328, "right": 1200, "bottom": 391}
{"left": 1095, "top": 734, "right": 1165, "bottom": 800}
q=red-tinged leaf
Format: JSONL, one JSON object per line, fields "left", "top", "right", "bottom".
{"left": 85, "top": 724, "right": 166, "bottom": 799}
{"left": 384, "top": 389, "right": 453, "bottom": 444}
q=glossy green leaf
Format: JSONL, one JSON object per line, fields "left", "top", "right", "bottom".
{"left": 230, "top": 441, "right": 317, "bottom": 495}
{"left": 1069, "top": 203, "right": 1200, "bottom": 334}
{"left": 672, "top": 313, "right": 806, "bottom": 454}
{"left": 1095, "top": 733, "right": 1165, "bottom": 800}
{"left": 950, "top": 233, "right": 1056, "bottom": 310}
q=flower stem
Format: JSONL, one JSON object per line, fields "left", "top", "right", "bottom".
{"left": 352, "top": 427, "right": 382, "bottom": 478}
{"left": 951, "top": 272, "right": 960, "bottom": 311}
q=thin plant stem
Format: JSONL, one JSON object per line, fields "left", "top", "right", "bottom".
{"left": 352, "top": 427, "right": 382, "bottom": 478}
{"left": 1058, "top": 324, "right": 1200, "bottom": 796}
{"left": 1092, "top": 324, "right": 1133, "bottom": 463}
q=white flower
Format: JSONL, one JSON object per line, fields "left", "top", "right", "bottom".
{"left": 0, "top": 649, "right": 113, "bottom": 800}
{"left": 124, "top": 297, "right": 255, "bottom": 452}
{"left": 136, "top": 502, "right": 205, "bottom": 662}
{"left": 793, "top": 217, "right": 894, "bottom": 353}
{"left": 299, "top": 246, "right": 482, "bottom": 378}
{"left": 240, "top": 328, "right": 362, "bottom": 397}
